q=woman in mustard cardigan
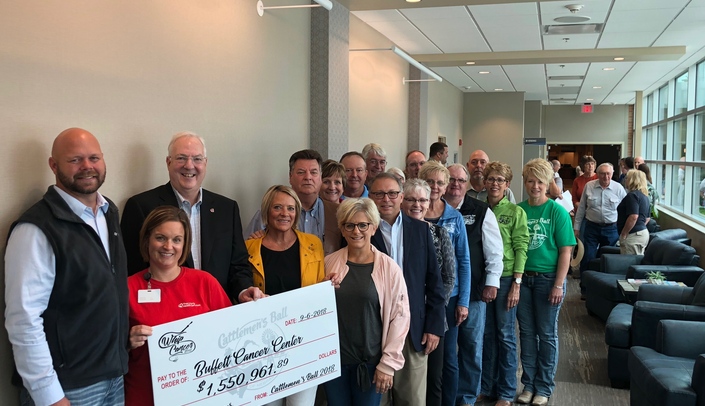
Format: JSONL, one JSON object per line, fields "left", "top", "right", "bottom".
{"left": 246, "top": 185, "right": 325, "bottom": 406}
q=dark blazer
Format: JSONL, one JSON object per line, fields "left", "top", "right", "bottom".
{"left": 120, "top": 182, "right": 251, "bottom": 301}
{"left": 371, "top": 213, "right": 445, "bottom": 352}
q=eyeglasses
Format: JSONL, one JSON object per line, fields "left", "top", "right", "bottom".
{"left": 425, "top": 179, "right": 446, "bottom": 187}
{"left": 485, "top": 177, "right": 507, "bottom": 185}
{"left": 449, "top": 177, "right": 467, "bottom": 184}
{"left": 369, "top": 191, "right": 401, "bottom": 200}
{"left": 172, "top": 155, "right": 206, "bottom": 165}
{"left": 403, "top": 198, "right": 429, "bottom": 204}
{"left": 343, "top": 222, "right": 372, "bottom": 232}
{"left": 368, "top": 159, "right": 387, "bottom": 166}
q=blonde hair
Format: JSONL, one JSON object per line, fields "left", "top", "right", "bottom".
{"left": 260, "top": 185, "right": 301, "bottom": 230}
{"left": 483, "top": 161, "right": 513, "bottom": 183}
{"left": 336, "top": 198, "right": 380, "bottom": 230}
{"left": 625, "top": 169, "right": 649, "bottom": 196}
{"left": 522, "top": 159, "right": 553, "bottom": 185}
{"left": 418, "top": 160, "right": 450, "bottom": 184}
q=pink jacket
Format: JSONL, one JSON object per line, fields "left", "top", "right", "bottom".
{"left": 324, "top": 245, "right": 410, "bottom": 376}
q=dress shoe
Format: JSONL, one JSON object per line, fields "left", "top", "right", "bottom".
{"left": 494, "top": 401, "right": 512, "bottom": 406}
{"left": 476, "top": 394, "right": 495, "bottom": 403}
{"left": 516, "top": 390, "right": 533, "bottom": 404}
{"left": 531, "top": 395, "right": 549, "bottom": 406}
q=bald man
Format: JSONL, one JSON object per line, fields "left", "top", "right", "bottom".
{"left": 466, "top": 150, "right": 516, "bottom": 203}
{"left": 5, "top": 128, "right": 129, "bottom": 406}
{"left": 405, "top": 150, "right": 426, "bottom": 179}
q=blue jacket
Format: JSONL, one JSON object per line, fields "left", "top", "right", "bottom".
{"left": 435, "top": 200, "right": 471, "bottom": 308}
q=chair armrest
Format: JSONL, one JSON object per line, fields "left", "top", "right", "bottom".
{"left": 598, "top": 246, "right": 621, "bottom": 256}
{"left": 693, "top": 355, "right": 705, "bottom": 403}
{"left": 637, "top": 284, "right": 693, "bottom": 303}
{"left": 657, "top": 320, "right": 705, "bottom": 358}
{"left": 601, "top": 254, "right": 644, "bottom": 275}
{"left": 628, "top": 265, "right": 704, "bottom": 286}
{"left": 631, "top": 301, "right": 705, "bottom": 349}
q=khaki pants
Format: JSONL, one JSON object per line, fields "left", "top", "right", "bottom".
{"left": 381, "top": 335, "right": 428, "bottom": 406}
{"left": 620, "top": 229, "right": 649, "bottom": 255}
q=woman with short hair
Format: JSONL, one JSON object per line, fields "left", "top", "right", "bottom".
{"left": 618, "top": 170, "right": 651, "bottom": 255}
{"left": 321, "top": 159, "right": 346, "bottom": 204}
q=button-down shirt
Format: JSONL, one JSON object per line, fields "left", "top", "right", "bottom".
{"left": 172, "top": 187, "right": 203, "bottom": 269}
{"left": 379, "top": 213, "right": 404, "bottom": 268}
{"left": 5, "top": 186, "right": 110, "bottom": 405}
{"left": 574, "top": 179, "right": 626, "bottom": 230}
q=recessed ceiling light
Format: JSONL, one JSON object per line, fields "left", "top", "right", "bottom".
{"left": 554, "top": 16, "right": 591, "bottom": 23}
{"left": 494, "top": 88, "right": 503, "bottom": 91}
{"left": 613, "top": 57, "right": 624, "bottom": 61}
{"left": 466, "top": 61, "right": 475, "bottom": 65}
{"left": 587, "top": 98, "right": 594, "bottom": 101}
{"left": 406, "top": 0, "right": 421, "bottom": 2}
{"left": 464, "top": 86, "right": 472, "bottom": 89}
{"left": 593, "top": 86, "right": 602, "bottom": 89}
{"left": 479, "top": 71, "right": 490, "bottom": 74}
{"left": 603, "top": 67, "right": 615, "bottom": 71}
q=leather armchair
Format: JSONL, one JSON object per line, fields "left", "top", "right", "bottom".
{"left": 585, "top": 228, "right": 688, "bottom": 272}
{"left": 629, "top": 320, "right": 705, "bottom": 406}
{"left": 583, "top": 237, "right": 702, "bottom": 321}
{"left": 605, "top": 273, "right": 705, "bottom": 387}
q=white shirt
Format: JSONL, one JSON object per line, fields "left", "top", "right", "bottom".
{"left": 173, "top": 187, "right": 203, "bottom": 269}
{"left": 379, "top": 213, "right": 404, "bottom": 268}
{"left": 574, "top": 179, "right": 626, "bottom": 229}
{"left": 4, "top": 186, "right": 110, "bottom": 406}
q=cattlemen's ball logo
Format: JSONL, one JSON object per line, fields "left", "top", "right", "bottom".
{"left": 463, "top": 215, "right": 476, "bottom": 226}
{"left": 498, "top": 215, "right": 512, "bottom": 225}
{"left": 159, "top": 321, "right": 197, "bottom": 362}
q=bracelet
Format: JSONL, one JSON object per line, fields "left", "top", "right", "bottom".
{"left": 554, "top": 285, "right": 563, "bottom": 289}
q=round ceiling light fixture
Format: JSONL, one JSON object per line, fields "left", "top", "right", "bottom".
{"left": 554, "top": 4, "right": 590, "bottom": 23}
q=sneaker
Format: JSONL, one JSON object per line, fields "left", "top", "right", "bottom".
{"left": 531, "top": 395, "right": 549, "bottom": 406}
{"left": 516, "top": 391, "right": 533, "bottom": 404}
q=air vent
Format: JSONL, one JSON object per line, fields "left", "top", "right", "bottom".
{"left": 549, "top": 86, "right": 581, "bottom": 95}
{"left": 543, "top": 23, "right": 603, "bottom": 35}
{"left": 548, "top": 75, "right": 585, "bottom": 81}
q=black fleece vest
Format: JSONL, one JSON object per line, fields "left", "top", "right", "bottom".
{"left": 458, "top": 196, "right": 489, "bottom": 302}
{"left": 10, "top": 187, "right": 129, "bottom": 389}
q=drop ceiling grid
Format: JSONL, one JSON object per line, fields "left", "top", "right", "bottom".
{"left": 399, "top": 7, "right": 491, "bottom": 54}
{"left": 602, "top": 9, "right": 680, "bottom": 33}
{"left": 612, "top": 0, "right": 690, "bottom": 11}
{"left": 502, "top": 64, "right": 547, "bottom": 99}
{"left": 432, "top": 67, "right": 482, "bottom": 92}
{"left": 460, "top": 65, "right": 514, "bottom": 90}
{"left": 597, "top": 32, "right": 661, "bottom": 48}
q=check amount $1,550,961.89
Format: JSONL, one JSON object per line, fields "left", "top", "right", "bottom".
{"left": 196, "top": 358, "right": 288, "bottom": 397}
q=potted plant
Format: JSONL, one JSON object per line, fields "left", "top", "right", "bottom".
{"left": 645, "top": 271, "right": 667, "bottom": 285}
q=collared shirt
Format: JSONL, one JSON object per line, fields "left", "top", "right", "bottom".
{"left": 5, "top": 186, "right": 111, "bottom": 405}
{"left": 467, "top": 186, "right": 516, "bottom": 204}
{"left": 574, "top": 179, "right": 627, "bottom": 230}
{"left": 244, "top": 197, "right": 325, "bottom": 242}
{"left": 341, "top": 185, "right": 369, "bottom": 200}
{"left": 479, "top": 207, "right": 504, "bottom": 288}
{"left": 379, "top": 213, "right": 404, "bottom": 268}
{"left": 554, "top": 172, "right": 563, "bottom": 192}
{"left": 172, "top": 187, "right": 203, "bottom": 269}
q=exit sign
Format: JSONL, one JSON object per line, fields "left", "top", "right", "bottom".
{"left": 582, "top": 104, "right": 593, "bottom": 113}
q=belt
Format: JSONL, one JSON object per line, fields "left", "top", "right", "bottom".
{"left": 524, "top": 271, "right": 557, "bottom": 277}
{"left": 588, "top": 220, "right": 615, "bottom": 227}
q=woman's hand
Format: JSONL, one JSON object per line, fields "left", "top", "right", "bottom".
{"left": 455, "top": 305, "right": 468, "bottom": 326}
{"left": 372, "top": 369, "right": 393, "bottom": 394}
{"left": 325, "top": 272, "right": 341, "bottom": 289}
{"left": 129, "top": 325, "right": 153, "bottom": 350}
{"left": 548, "top": 285, "right": 564, "bottom": 306}
{"left": 247, "top": 229, "right": 265, "bottom": 240}
{"left": 507, "top": 283, "right": 520, "bottom": 310}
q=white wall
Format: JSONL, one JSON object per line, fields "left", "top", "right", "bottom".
{"left": 427, "top": 81, "right": 464, "bottom": 165}
{"left": 0, "top": 1, "right": 311, "bottom": 403}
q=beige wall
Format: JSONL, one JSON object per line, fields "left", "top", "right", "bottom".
{"left": 427, "top": 81, "right": 464, "bottom": 165}
{"left": 0, "top": 1, "right": 311, "bottom": 403}
{"left": 542, "top": 105, "right": 630, "bottom": 145}
{"left": 463, "top": 92, "right": 526, "bottom": 199}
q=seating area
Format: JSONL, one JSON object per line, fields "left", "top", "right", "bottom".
{"left": 579, "top": 226, "right": 705, "bottom": 404}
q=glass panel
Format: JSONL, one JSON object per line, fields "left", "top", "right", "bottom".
{"left": 675, "top": 72, "right": 689, "bottom": 115}
{"left": 697, "top": 61, "right": 705, "bottom": 108}
{"left": 658, "top": 85, "right": 669, "bottom": 120}
{"left": 693, "top": 166, "right": 705, "bottom": 220}
{"left": 654, "top": 164, "right": 666, "bottom": 207}
{"left": 696, "top": 112, "right": 705, "bottom": 163}
{"left": 672, "top": 164, "right": 685, "bottom": 210}
{"left": 672, "top": 119, "right": 687, "bottom": 161}
{"left": 657, "top": 124, "right": 667, "bottom": 160}
{"left": 644, "top": 128, "right": 653, "bottom": 159}
{"left": 645, "top": 94, "right": 654, "bottom": 125}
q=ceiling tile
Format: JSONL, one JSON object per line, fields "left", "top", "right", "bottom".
{"left": 468, "top": 3, "right": 538, "bottom": 18}
{"left": 597, "top": 32, "right": 661, "bottom": 48}
{"left": 433, "top": 66, "right": 480, "bottom": 91}
{"left": 503, "top": 64, "right": 547, "bottom": 94}
{"left": 543, "top": 33, "right": 600, "bottom": 50}
{"left": 611, "top": 0, "right": 690, "bottom": 11}
{"left": 351, "top": 10, "right": 406, "bottom": 22}
{"left": 480, "top": 26, "right": 542, "bottom": 52}
{"left": 546, "top": 63, "right": 589, "bottom": 76}
{"left": 400, "top": 8, "right": 490, "bottom": 53}
{"left": 399, "top": 6, "right": 470, "bottom": 20}
{"left": 539, "top": 0, "right": 612, "bottom": 15}
{"left": 603, "top": 9, "right": 679, "bottom": 33}
{"left": 460, "top": 65, "right": 513, "bottom": 91}
{"left": 360, "top": 20, "right": 441, "bottom": 54}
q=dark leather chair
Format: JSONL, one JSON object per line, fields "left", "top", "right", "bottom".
{"left": 629, "top": 320, "right": 705, "bottom": 406}
{"left": 583, "top": 237, "right": 702, "bottom": 321}
{"left": 605, "top": 274, "right": 705, "bottom": 387}
{"left": 585, "top": 228, "right": 688, "bottom": 272}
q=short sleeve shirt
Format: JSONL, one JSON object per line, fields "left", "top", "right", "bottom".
{"left": 518, "top": 199, "right": 576, "bottom": 273}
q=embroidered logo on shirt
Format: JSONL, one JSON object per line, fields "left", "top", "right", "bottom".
{"left": 463, "top": 215, "right": 476, "bottom": 226}
{"left": 498, "top": 215, "right": 512, "bottom": 225}
{"left": 179, "top": 302, "right": 202, "bottom": 308}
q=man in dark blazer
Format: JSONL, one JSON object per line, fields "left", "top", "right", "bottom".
{"left": 120, "top": 132, "right": 260, "bottom": 303}
{"left": 368, "top": 173, "right": 445, "bottom": 406}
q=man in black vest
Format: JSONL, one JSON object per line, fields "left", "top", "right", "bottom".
{"left": 445, "top": 164, "right": 504, "bottom": 406}
{"left": 5, "top": 128, "right": 129, "bottom": 406}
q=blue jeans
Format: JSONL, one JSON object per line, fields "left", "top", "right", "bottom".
{"left": 516, "top": 273, "right": 564, "bottom": 398}
{"left": 481, "top": 277, "right": 518, "bottom": 402}
{"left": 20, "top": 376, "right": 124, "bottom": 406}
{"left": 324, "top": 363, "right": 382, "bottom": 406}
{"left": 456, "top": 300, "right": 486, "bottom": 405}
{"left": 579, "top": 221, "right": 618, "bottom": 273}
{"left": 441, "top": 296, "right": 460, "bottom": 406}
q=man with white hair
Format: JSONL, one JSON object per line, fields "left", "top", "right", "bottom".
{"left": 362, "top": 143, "right": 388, "bottom": 186}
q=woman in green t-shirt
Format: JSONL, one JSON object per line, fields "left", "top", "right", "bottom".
{"left": 515, "top": 159, "right": 576, "bottom": 406}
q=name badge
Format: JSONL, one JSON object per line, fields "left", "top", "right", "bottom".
{"left": 138, "top": 289, "right": 161, "bottom": 303}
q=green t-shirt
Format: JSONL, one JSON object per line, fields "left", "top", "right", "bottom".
{"left": 491, "top": 197, "right": 529, "bottom": 277}
{"left": 518, "top": 198, "right": 576, "bottom": 273}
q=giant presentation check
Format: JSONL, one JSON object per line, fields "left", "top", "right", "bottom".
{"left": 148, "top": 282, "right": 341, "bottom": 406}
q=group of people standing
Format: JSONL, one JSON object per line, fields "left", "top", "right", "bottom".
{"left": 5, "top": 128, "right": 593, "bottom": 406}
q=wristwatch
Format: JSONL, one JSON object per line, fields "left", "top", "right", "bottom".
{"left": 514, "top": 277, "right": 522, "bottom": 285}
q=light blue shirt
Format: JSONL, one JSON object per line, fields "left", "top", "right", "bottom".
{"left": 341, "top": 185, "right": 369, "bottom": 200}
{"left": 574, "top": 179, "right": 627, "bottom": 229}
{"left": 379, "top": 213, "right": 404, "bottom": 269}
{"left": 172, "top": 187, "right": 203, "bottom": 269}
{"left": 4, "top": 186, "right": 110, "bottom": 405}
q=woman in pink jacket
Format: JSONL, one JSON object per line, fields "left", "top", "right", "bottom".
{"left": 323, "top": 198, "right": 410, "bottom": 406}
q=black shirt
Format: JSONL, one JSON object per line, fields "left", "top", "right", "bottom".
{"left": 261, "top": 239, "right": 301, "bottom": 295}
{"left": 617, "top": 190, "right": 650, "bottom": 234}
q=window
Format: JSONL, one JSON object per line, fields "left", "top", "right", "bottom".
{"left": 693, "top": 166, "right": 705, "bottom": 220}
{"left": 675, "top": 72, "right": 688, "bottom": 115}
{"left": 672, "top": 119, "right": 687, "bottom": 161}
{"left": 697, "top": 61, "right": 705, "bottom": 108}
{"left": 657, "top": 124, "right": 667, "bottom": 160}
{"left": 658, "top": 85, "right": 669, "bottom": 120}
{"left": 645, "top": 94, "right": 654, "bottom": 125}
{"left": 696, "top": 112, "right": 705, "bottom": 162}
